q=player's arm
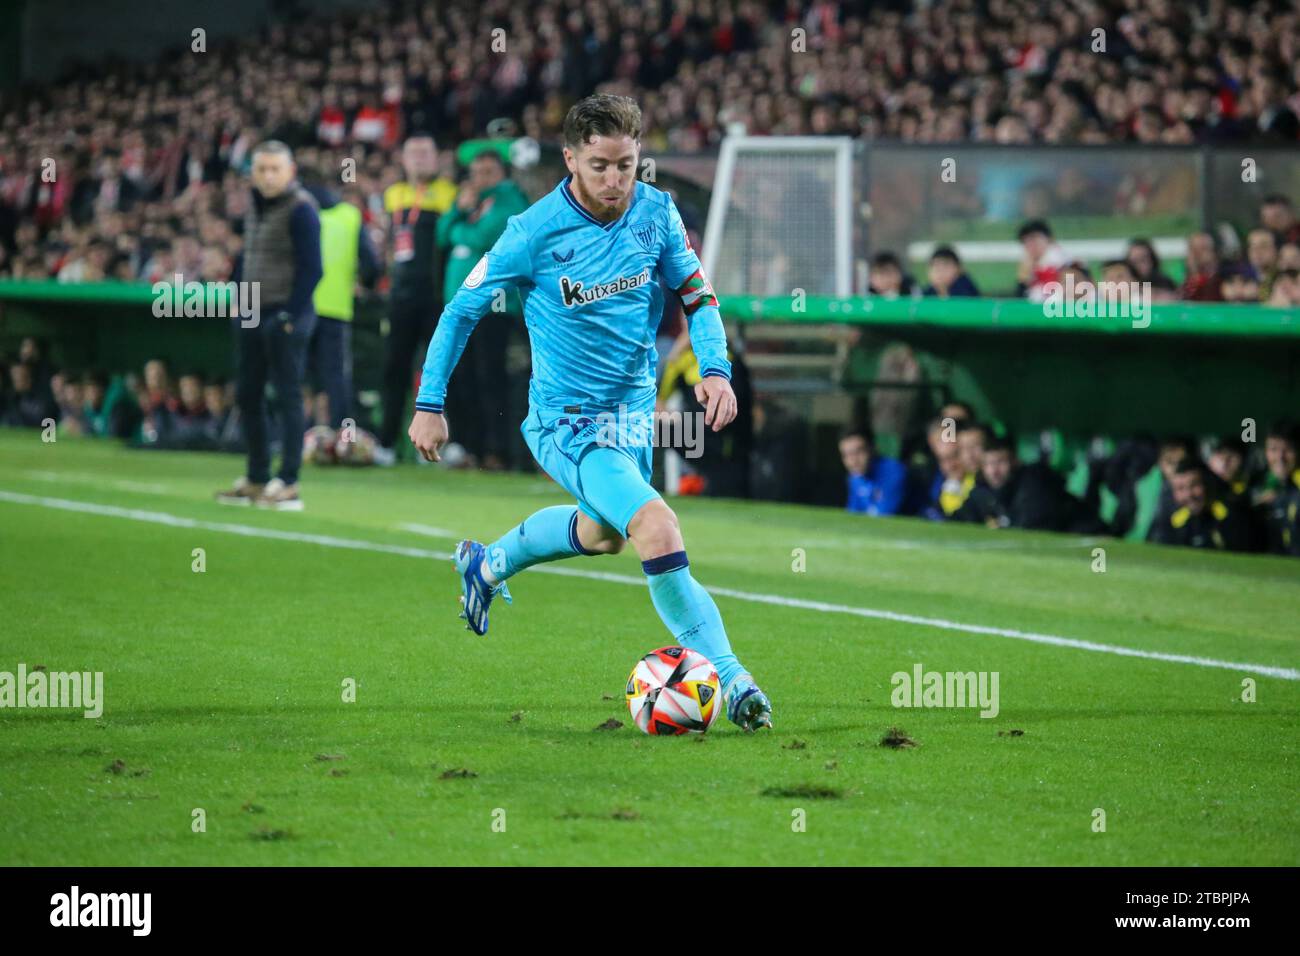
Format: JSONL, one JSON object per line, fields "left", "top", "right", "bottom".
{"left": 408, "top": 217, "right": 532, "bottom": 461}
{"left": 657, "top": 196, "right": 735, "bottom": 432}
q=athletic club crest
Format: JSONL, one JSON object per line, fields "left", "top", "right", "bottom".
{"left": 632, "top": 221, "right": 657, "bottom": 251}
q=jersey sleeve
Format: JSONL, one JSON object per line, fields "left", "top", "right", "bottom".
{"left": 415, "top": 216, "right": 533, "bottom": 413}
{"left": 657, "top": 195, "right": 731, "bottom": 381}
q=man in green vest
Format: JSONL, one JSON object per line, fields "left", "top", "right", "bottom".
{"left": 306, "top": 176, "right": 379, "bottom": 431}
{"left": 436, "top": 149, "right": 530, "bottom": 469}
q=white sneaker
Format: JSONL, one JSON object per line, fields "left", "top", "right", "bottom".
{"left": 372, "top": 445, "right": 397, "bottom": 467}
{"left": 215, "top": 477, "right": 264, "bottom": 506}
{"left": 255, "top": 478, "right": 304, "bottom": 511}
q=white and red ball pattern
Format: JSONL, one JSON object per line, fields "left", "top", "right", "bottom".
{"left": 625, "top": 646, "right": 721, "bottom": 735}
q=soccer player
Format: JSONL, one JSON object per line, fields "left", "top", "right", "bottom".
{"left": 407, "top": 94, "right": 772, "bottom": 731}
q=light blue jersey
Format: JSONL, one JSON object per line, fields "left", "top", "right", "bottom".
{"left": 415, "top": 175, "right": 731, "bottom": 416}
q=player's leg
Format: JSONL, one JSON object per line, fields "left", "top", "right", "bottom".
{"left": 455, "top": 506, "right": 620, "bottom": 634}
{"left": 580, "top": 447, "right": 772, "bottom": 731}
{"left": 453, "top": 414, "right": 622, "bottom": 635}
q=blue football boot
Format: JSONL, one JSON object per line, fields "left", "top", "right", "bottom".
{"left": 454, "top": 539, "right": 512, "bottom": 635}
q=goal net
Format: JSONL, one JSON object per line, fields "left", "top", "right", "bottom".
{"left": 701, "top": 136, "right": 856, "bottom": 298}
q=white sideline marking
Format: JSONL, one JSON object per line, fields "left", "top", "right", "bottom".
{"left": 398, "top": 522, "right": 465, "bottom": 539}
{"left": 3, "top": 488, "right": 1298, "bottom": 682}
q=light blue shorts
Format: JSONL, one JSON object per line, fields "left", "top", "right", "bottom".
{"left": 521, "top": 401, "right": 661, "bottom": 538}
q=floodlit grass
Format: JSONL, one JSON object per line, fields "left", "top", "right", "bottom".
{"left": 1, "top": 430, "right": 1296, "bottom": 865}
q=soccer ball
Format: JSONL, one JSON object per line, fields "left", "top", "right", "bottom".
{"left": 625, "top": 646, "right": 721, "bottom": 735}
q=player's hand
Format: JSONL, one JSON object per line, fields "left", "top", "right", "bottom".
{"left": 408, "top": 410, "right": 449, "bottom": 462}
{"left": 694, "top": 376, "right": 737, "bottom": 432}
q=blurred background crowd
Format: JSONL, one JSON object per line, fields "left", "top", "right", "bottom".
{"left": 1, "top": 0, "right": 1298, "bottom": 557}
{"left": 3, "top": 0, "right": 1300, "bottom": 285}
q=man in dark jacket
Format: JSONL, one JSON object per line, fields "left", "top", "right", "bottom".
{"left": 215, "top": 140, "right": 322, "bottom": 511}
{"left": 957, "top": 435, "right": 1092, "bottom": 531}
{"left": 1148, "top": 459, "right": 1252, "bottom": 552}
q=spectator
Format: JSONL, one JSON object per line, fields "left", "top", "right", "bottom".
{"left": 839, "top": 428, "right": 908, "bottom": 517}
{"left": 923, "top": 245, "right": 979, "bottom": 297}
{"left": 1260, "top": 194, "right": 1300, "bottom": 246}
{"left": 956, "top": 435, "right": 1089, "bottom": 531}
{"left": 1, "top": 361, "right": 54, "bottom": 428}
{"left": 1246, "top": 227, "right": 1279, "bottom": 298}
{"left": 1016, "top": 220, "right": 1068, "bottom": 301}
{"left": 1147, "top": 459, "right": 1251, "bottom": 552}
{"left": 1267, "top": 268, "right": 1300, "bottom": 306}
{"left": 1278, "top": 241, "right": 1300, "bottom": 272}
{"left": 436, "top": 148, "right": 531, "bottom": 470}
{"left": 955, "top": 420, "right": 990, "bottom": 480}
{"left": 1252, "top": 421, "right": 1300, "bottom": 555}
{"left": 376, "top": 134, "right": 458, "bottom": 465}
{"left": 1180, "top": 231, "right": 1223, "bottom": 301}
{"left": 1100, "top": 258, "right": 1137, "bottom": 287}
{"left": 930, "top": 438, "right": 970, "bottom": 519}
{"left": 868, "top": 251, "right": 915, "bottom": 297}
{"left": 1125, "top": 238, "right": 1174, "bottom": 286}
{"left": 1058, "top": 260, "right": 1095, "bottom": 300}
{"left": 1206, "top": 435, "right": 1250, "bottom": 501}
{"left": 1220, "top": 262, "right": 1261, "bottom": 303}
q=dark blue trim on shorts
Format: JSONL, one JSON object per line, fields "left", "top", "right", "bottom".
{"left": 642, "top": 551, "right": 689, "bottom": 576}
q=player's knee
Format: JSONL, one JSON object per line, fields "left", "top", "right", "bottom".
{"left": 628, "top": 499, "right": 682, "bottom": 556}
{"left": 576, "top": 512, "right": 626, "bottom": 555}
{"left": 595, "top": 536, "right": 627, "bottom": 555}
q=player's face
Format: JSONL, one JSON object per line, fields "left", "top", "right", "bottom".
{"left": 251, "top": 153, "right": 295, "bottom": 198}
{"left": 564, "top": 135, "right": 638, "bottom": 221}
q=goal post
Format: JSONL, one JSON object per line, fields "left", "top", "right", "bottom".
{"left": 701, "top": 136, "right": 855, "bottom": 298}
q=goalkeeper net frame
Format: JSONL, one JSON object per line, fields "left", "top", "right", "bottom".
{"left": 701, "top": 136, "right": 856, "bottom": 298}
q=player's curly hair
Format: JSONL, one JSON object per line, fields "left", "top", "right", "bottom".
{"left": 563, "top": 93, "right": 642, "bottom": 149}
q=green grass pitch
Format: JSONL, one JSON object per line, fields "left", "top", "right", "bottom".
{"left": 1, "top": 429, "right": 1297, "bottom": 866}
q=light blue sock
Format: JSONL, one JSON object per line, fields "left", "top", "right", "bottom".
{"left": 643, "top": 551, "right": 746, "bottom": 693}
{"left": 485, "top": 506, "right": 596, "bottom": 582}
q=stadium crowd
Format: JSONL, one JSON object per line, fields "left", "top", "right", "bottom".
{"left": 1, "top": 0, "right": 1298, "bottom": 555}
{"left": 3, "top": 0, "right": 1300, "bottom": 282}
